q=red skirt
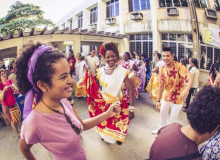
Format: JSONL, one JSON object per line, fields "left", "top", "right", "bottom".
{"left": 78, "top": 71, "right": 130, "bottom": 142}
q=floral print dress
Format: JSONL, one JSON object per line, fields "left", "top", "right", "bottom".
{"left": 118, "top": 60, "right": 139, "bottom": 103}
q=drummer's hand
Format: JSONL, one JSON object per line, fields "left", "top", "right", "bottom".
{"left": 106, "top": 101, "right": 121, "bottom": 118}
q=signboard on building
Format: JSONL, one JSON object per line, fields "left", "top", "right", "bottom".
{"left": 201, "top": 27, "right": 220, "bottom": 48}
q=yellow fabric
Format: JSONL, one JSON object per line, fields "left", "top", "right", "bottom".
{"left": 96, "top": 66, "right": 127, "bottom": 103}
{"left": 159, "top": 62, "right": 191, "bottom": 104}
{"left": 146, "top": 73, "right": 160, "bottom": 102}
{"left": 9, "top": 105, "right": 21, "bottom": 124}
{"left": 73, "top": 82, "right": 86, "bottom": 97}
{"left": 95, "top": 126, "right": 126, "bottom": 142}
{"left": 128, "top": 72, "right": 141, "bottom": 89}
{"left": 146, "top": 73, "right": 161, "bottom": 110}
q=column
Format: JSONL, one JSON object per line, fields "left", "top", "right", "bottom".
{"left": 83, "top": 8, "right": 90, "bottom": 30}
{"left": 119, "top": 0, "right": 129, "bottom": 34}
{"left": 97, "top": 0, "right": 106, "bottom": 31}
{"left": 150, "top": 0, "right": 161, "bottom": 52}
{"left": 73, "top": 35, "right": 81, "bottom": 54}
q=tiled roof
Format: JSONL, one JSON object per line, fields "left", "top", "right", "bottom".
{"left": 0, "top": 27, "right": 128, "bottom": 41}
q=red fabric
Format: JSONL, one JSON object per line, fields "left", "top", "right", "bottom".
{"left": 78, "top": 71, "right": 130, "bottom": 142}
{"left": 0, "top": 79, "right": 16, "bottom": 107}
{"left": 67, "top": 57, "right": 76, "bottom": 71}
{"left": 10, "top": 69, "right": 14, "bottom": 73}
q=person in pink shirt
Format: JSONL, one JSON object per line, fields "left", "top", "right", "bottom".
{"left": 16, "top": 41, "right": 121, "bottom": 160}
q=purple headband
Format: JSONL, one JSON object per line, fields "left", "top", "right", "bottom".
{"left": 23, "top": 45, "right": 52, "bottom": 119}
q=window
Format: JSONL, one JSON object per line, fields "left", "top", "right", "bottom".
{"left": 200, "top": 45, "right": 220, "bottom": 70}
{"left": 90, "top": 7, "right": 98, "bottom": 24}
{"left": 90, "top": 45, "right": 96, "bottom": 51}
{"left": 162, "top": 33, "right": 193, "bottom": 63}
{"left": 80, "top": 45, "right": 83, "bottom": 53}
{"left": 214, "top": 0, "right": 220, "bottom": 11}
{"left": 106, "top": 0, "right": 119, "bottom": 18}
{"left": 193, "top": 0, "right": 207, "bottom": 8}
{"left": 130, "top": 0, "right": 150, "bottom": 11}
{"left": 129, "top": 33, "right": 153, "bottom": 60}
{"left": 159, "top": 0, "right": 189, "bottom": 7}
{"left": 78, "top": 14, "right": 83, "bottom": 28}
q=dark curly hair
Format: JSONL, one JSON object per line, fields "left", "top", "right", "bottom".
{"left": 209, "top": 63, "right": 219, "bottom": 80}
{"left": 0, "top": 69, "right": 6, "bottom": 82}
{"left": 15, "top": 41, "right": 66, "bottom": 94}
{"left": 186, "top": 86, "right": 220, "bottom": 134}
{"left": 103, "top": 42, "right": 119, "bottom": 59}
{"left": 124, "top": 52, "right": 131, "bottom": 60}
{"left": 130, "top": 52, "right": 136, "bottom": 59}
{"left": 191, "top": 58, "right": 198, "bottom": 68}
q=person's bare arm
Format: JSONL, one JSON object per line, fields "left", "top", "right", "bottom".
{"left": 209, "top": 73, "right": 214, "bottom": 85}
{"left": 152, "top": 67, "right": 159, "bottom": 73}
{"left": 124, "top": 76, "right": 135, "bottom": 120}
{"left": 133, "top": 64, "right": 138, "bottom": 71}
{"left": 156, "top": 82, "right": 164, "bottom": 111}
{"left": 19, "top": 139, "right": 36, "bottom": 160}
{"left": 213, "top": 72, "right": 220, "bottom": 87}
{"left": 0, "top": 86, "right": 9, "bottom": 101}
{"left": 180, "top": 75, "right": 194, "bottom": 101}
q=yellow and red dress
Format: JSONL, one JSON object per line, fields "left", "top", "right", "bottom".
{"left": 77, "top": 65, "right": 130, "bottom": 143}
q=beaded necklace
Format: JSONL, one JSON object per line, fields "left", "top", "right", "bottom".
{"left": 41, "top": 99, "right": 81, "bottom": 135}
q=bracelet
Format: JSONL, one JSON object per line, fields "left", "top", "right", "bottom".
{"left": 157, "top": 100, "right": 160, "bottom": 103}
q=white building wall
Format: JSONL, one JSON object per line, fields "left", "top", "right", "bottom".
{"left": 56, "top": 0, "right": 220, "bottom": 82}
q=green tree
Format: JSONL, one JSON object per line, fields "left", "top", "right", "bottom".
{"left": 0, "top": 1, "right": 54, "bottom": 36}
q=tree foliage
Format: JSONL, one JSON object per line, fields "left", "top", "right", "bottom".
{"left": 0, "top": 1, "right": 54, "bottom": 35}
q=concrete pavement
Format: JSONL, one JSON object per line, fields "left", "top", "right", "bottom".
{"left": 0, "top": 92, "right": 188, "bottom": 160}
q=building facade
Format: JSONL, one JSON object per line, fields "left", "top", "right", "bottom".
{"left": 56, "top": 0, "right": 220, "bottom": 83}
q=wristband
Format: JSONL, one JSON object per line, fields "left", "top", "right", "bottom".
{"left": 129, "top": 106, "right": 135, "bottom": 110}
{"left": 157, "top": 100, "right": 160, "bottom": 103}
{"left": 129, "top": 106, "right": 135, "bottom": 112}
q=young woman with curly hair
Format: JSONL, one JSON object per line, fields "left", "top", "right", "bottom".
{"left": 78, "top": 42, "right": 135, "bottom": 145}
{"left": 118, "top": 52, "right": 139, "bottom": 102}
{"left": 16, "top": 41, "right": 121, "bottom": 160}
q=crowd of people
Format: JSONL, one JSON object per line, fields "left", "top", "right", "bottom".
{"left": 0, "top": 40, "right": 220, "bottom": 160}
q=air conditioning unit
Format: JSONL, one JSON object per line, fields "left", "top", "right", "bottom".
{"left": 131, "top": 12, "right": 143, "bottom": 20}
{"left": 205, "top": 8, "right": 218, "bottom": 20}
{"left": 89, "top": 24, "right": 97, "bottom": 31}
{"left": 105, "top": 17, "right": 116, "bottom": 25}
{"left": 167, "top": 7, "right": 179, "bottom": 16}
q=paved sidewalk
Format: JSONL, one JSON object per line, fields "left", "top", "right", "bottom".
{"left": 0, "top": 93, "right": 188, "bottom": 160}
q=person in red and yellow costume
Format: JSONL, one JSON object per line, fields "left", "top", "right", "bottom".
{"left": 152, "top": 47, "right": 194, "bottom": 134}
{"left": 77, "top": 42, "right": 135, "bottom": 145}
{"left": 67, "top": 49, "right": 76, "bottom": 77}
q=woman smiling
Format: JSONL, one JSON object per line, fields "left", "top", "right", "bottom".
{"left": 16, "top": 41, "right": 121, "bottom": 160}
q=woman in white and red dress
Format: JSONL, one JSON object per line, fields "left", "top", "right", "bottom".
{"left": 118, "top": 52, "right": 139, "bottom": 103}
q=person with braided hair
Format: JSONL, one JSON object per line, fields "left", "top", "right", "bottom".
{"left": 16, "top": 41, "right": 121, "bottom": 160}
{"left": 77, "top": 42, "right": 135, "bottom": 145}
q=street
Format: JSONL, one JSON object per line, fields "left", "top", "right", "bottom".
{"left": 0, "top": 92, "right": 188, "bottom": 160}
